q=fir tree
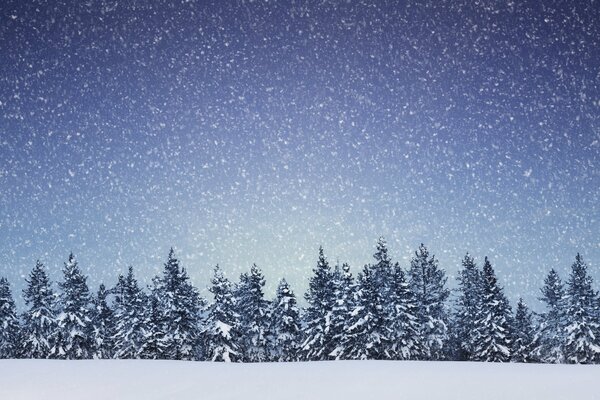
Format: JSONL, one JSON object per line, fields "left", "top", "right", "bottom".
{"left": 112, "top": 267, "right": 147, "bottom": 359}
{"left": 140, "top": 277, "right": 168, "bottom": 359}
{"left": 300, "top": 246, "right": 336, "bottom": 361}
{"left": 269, "top": 279, "right": 302, "bottom": 362}
{"left": 22, "top": 261, "right": 56, "bottom": 359}
{"left": 453, "top": 253, "right": 482, "bottom": 361}
{"left": 472, "top": 257, "right": 512, "bottom": 362}
{"left": 52, "top": 253, "right": 93, "bottom": 359}
{"left": 236, "top": 264, "right": 271, "bottom": 362}
{"left": 512, "top": 298, "right": 537, "bottom": 363}
{"left": 329, "top": 263, "right": 356, "bottom": 360}
{"left": 409, "top": 244, "right": 450, "bottom": 360}
{"left": 0, "top": 277, "right": 21, "bottom": 358}
{"left": 202, "top": 265, "right": 241, "bottom": 362}
{"left": 535, "top": 269, "right": 566, "bottom": 363}
{"left": 563, "top": 254, "right": 600, "bottom": 364}
{"left": 389, "top": 262, "right": 422, "bottom": 360}
{"left": 91, "top": 284, "right": 114, "bottom": 359}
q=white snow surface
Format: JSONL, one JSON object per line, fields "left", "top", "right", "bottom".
{"left": 0, "top": 359, "right": 598, "bottom": 400}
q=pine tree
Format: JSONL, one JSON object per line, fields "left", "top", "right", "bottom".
{"left": 202, "top": 265, "right": 241, "bottom": 362}
{"left": 157, "top": 249, "right": 203, "bottom": 360}
{"left": 52, "top": 253, "right": 93, "bottom": 359}
{"left": 91, "top": 284, "right": 114, "bottom": 359}
{"left": 0, "top": 277, "right": 21, "bottom": 358}
{"left": 389, "top": 262, "right": 422, "bottom": 360}
{"left": 112, "top": 267, "right": 147, "bottom": 359}
{"left": 300, "top": 246, "right": 336, "bottom": 361}
{"left": 535, "top": 269, "right": 566, "bottom": 363}
{"left": 140, "top": 277, "right": 168, "bottom": 359}
{"left": 512, "top": 298, "right": 537, "bottom": 363}
{"left": 453, "top": 253, "right": 482, "bottom": 361}
{"left": 236, "top": 264, "right": 271, "bottom": 362}
{"left": 472, "top": 257, "right": 512, "bottom": 362}
{"left": 563, "top": 254, "right": 600, "bottom": 364}
{"left": 22, "top": 261, "right": 56, "bottom": 359}
{"left": 269, "top": 279, "right": 302, "bottom": 362}
{"left": 409, "top": 244, "right": 450, "bottom": 360}
{"left": 329, "top": 263, "right": 356, "bottom": 360}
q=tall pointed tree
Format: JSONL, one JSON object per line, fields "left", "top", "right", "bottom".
{"left": 91, "top": 284, "right": 114, "bottom": 359}
{"left": 535, "top": 269, "right": 566, "bottom": 363}
{"left": 112, "top": 267, "right": 147, "bottom": 359}
{"left": 52, "top": 253, "right": 93, "bottom": 359}
{"left": 202, "top": 265, "right": 241, "bottom": 362}
{"left": 22, "top": 261, "right": 56, "bottom": 359}
{"left": 269, "top": 279, "right": 302, "bottom": 362}
{"left": 472, "top": 257, "right": 512, "bottom": 362}
{"left": 0, "top": 277, "right": 21, "bottom": 358}
{"left": 563, "top": 254, "right": 600, "bottom": 364}
{"left": 409, "top": 244, "right": 450, "bottom": 360}
{"left": 453, "top": 253, "right": 482, "bottom": 361}
{"left": 301, "top": 246, "right": 336, "bottom": 361}
{"left": 329, "top": 263, "right": 356, "bottom": 360}
{"left": 389, "top": 262, "right": 422, "bottom": 360}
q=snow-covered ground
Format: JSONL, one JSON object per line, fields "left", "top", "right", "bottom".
{"left": 0, "top": 359, "right": 598, "bottom": 400}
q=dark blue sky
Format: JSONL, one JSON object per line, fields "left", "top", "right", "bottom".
{"left": 0, "top": 0, "right": 598, "bottom": 308}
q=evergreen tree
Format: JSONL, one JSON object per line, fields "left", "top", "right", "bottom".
{"left": 22, "top": 261, "right": 56, "bottom": 359}
{"left": 202, "top": 265, "right": 241, "bottom": 362}
{"left": 112, "top": 267, "right": 147, "bottom": 359}
{"left": 534, "top": 269, "right": 566, "bottom": 363}
{"left": 157, "top": 249, "right": 203, "bottom": 360}
{"left": 269, "top": 279, "right": 302, "bottom": 362}
{"left": 140, "top": 277, "right": 168, "bottom": 359}
{"left": 91, "top": 284, "right": 114, "bottom": 359}
{"left": 329, "top": 263, "right": 356, "bottom": 360}
{"left": 453, "top": 253, "right": 482, "bottom": 361}
{"left": 409, "top": 244, "right": 450, "bottom": 360}
{"left": 563, "top": 254, "right": 600, "bottom": 364}
{"left": 512, "top": 298, "right": 537, "bottom": 363}
{"left": 0, "top": 277, "right": 21, "bottom": 358}
{"left": 52, "top": 253, "right": 93, "bottom": 359}
{"left": 389, "top": 262, "right": 422, "bottom": 360}
{"left": 236, "top": 264, "right": 271, "bottom": 362}
{"left": 472, "top": 257, "right": 512, "bottom": 362}
{"left": 300, "top": 246, "right": 336, "bottom": 361}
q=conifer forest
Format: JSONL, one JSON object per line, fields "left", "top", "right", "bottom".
{"left": 1, "top": 238, "right": 597, "bottom": 364}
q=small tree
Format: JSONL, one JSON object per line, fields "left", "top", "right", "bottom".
{"left": 512, "top": 298, "right": 537, "bottom": 363}
{"left": 0, "top": 277, "right": 20, "bottom": 358}
{"left": 91, "top": 284, "right": 115, "bottom": 359}
{"left": 269, "top": 279, "right": 302, "bottom": 361}
{"left": 534, "top": 269, "right": 566, "bottom": 363}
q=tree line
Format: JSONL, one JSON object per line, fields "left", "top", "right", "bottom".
{"left": 0, "top": 238, "right": 598, "bottom": 363}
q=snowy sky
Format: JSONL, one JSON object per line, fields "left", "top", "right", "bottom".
{"left": 0, "top": 0, "right": 598, "bottom": 310}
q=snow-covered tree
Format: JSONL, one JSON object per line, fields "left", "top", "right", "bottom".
{"left": 563, "top": 254, "right": 600, "bottom": 364}
{"left": 52, "top": 253, "right": 93, "bottom": 359}
{"left": 329, "top": 263, "right": 356, "bottom": 360}
{"left": 156, "top": 249, "right": 203, "bottom": 360}
{"left": 511, "top": 298, "right": 537, "bottom": 363}
{"left": 0, "top": 277, "right": 21, "bottom": 358}
{"left": 389, "top": 262, "right": 422, "bottom": 360}
{"left": 140, "top": 278, "right": 168, "bottom": 359}
{"left": 202, "top": 265, "right": 241, "bottom": 362}
{"left": 269, "top": 279, "right": 302, "bottom": 362}
{"left": 453, "top": 253, "right": 482, "bottom": 361}
{"left": 112, "top": 267, "right": 147, "bottom": 359}
{"left": 300, "top": 246, "right": 336, "bottom": 361}
{"left": 472, "top": 257, "right": 512, "bottom": 362}
{"left": 91, "top": 284, "right": 114, "bottom": 359}
{"left": 236, "top": 264, "right": 271, "bottom": 362}
{"left": 409, "top": 244, "right": 450, "bottom": 360}
{"left": 534, "top": 269, "right": 566, "bottom": 363}
{"left": 21, "top": 261, "right": 56, "bottom": 359}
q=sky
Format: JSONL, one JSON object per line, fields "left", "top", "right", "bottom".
{"left": 0, "top": 0, "right": 598, "bottom": 310}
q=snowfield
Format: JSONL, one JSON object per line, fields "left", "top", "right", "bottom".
{"left": 1, "top": 360, "right": 599, "bottom": 400}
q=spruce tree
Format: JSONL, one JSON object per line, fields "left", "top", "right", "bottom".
{"left": 329, "top": 263, "right": 356, "bottom": 360}
{"left": 512, "top": 298, "right": 537, "bottom": 363}
{"left": 534, "top": 269, "right": 566, "bottom": 363}
{"left": 389, "top": 262, "right": 422, "bottom": 360}
{"left": 202, "top": 265, "right": 241, "bottom": 362}
{"left": 269, "top": 279, "right": 302, "bottom": 362}
{"left": 0, "top": 277, "right": 21, "bottom": 358}
{"left": 52, "top": 253, "right": 93, "bottom": 359}
{"left": 140, "top": 277, "right": 168, "bottom": 359}
{"left": 112, "top": 267, "right": 147, "bottom": 359}
{"left": 91, "top": 284, "right": 114, "bottom": 359}
{"left": 22, "top": 261, "right": 56, "bottom": 359}
{"left": 236, "top": 264, "right": 270, "bottom": 362}
{"left": 453, "top": 253, "right": 482, "bottom": 361}
{"left": 409, "top": 244, "right": 450, "bottom": 360}
{"left": 300, "top": 246, "right": 336, "bottom": 360}
{"left": 472, "top": 257, "right": 512, "bottom": 362}
{"left": 563, "top": 254, "right": 600, "bottom": 364}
